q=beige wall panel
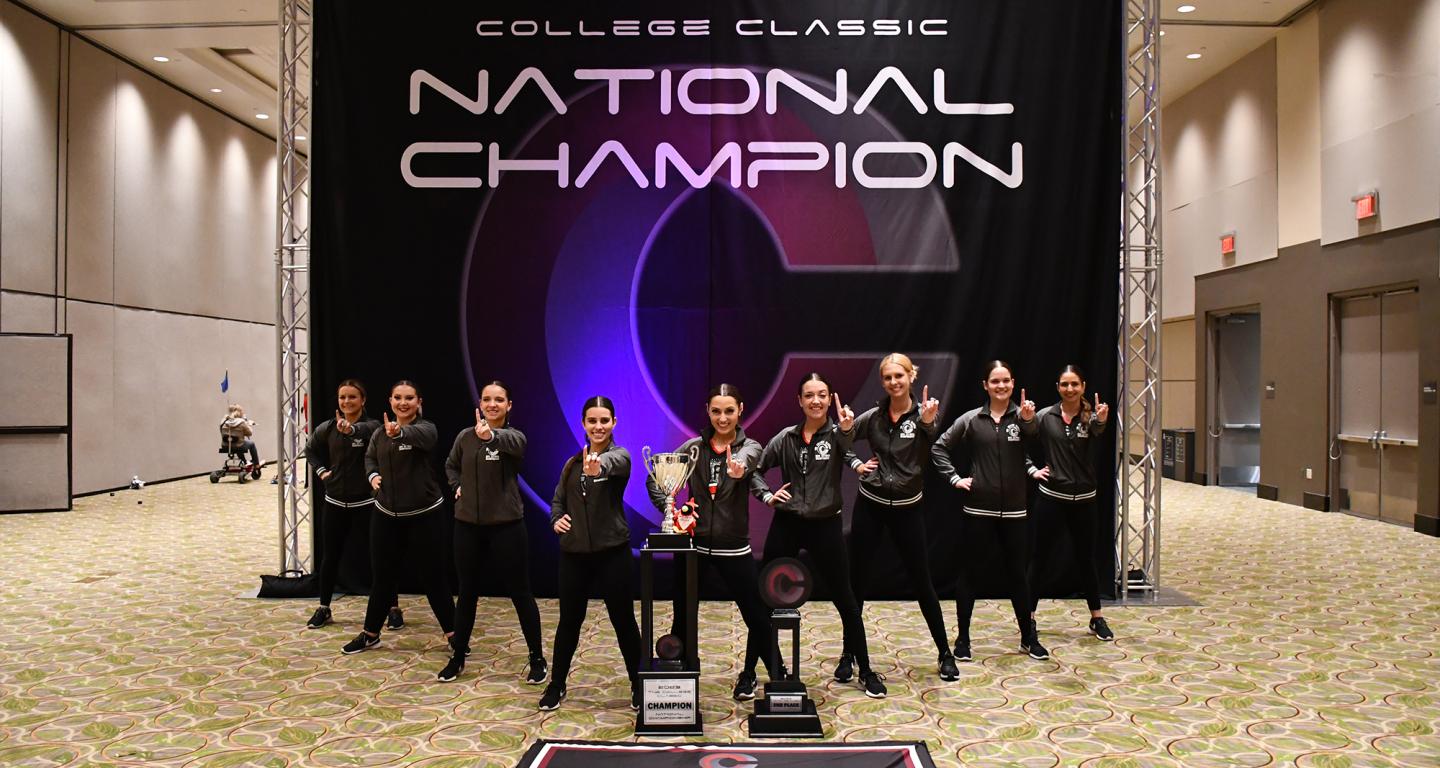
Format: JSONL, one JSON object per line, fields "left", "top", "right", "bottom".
{"left": 0, "top": 0, "right": 60, "bottom": 295}
{"left": 111, "top": 63, "right": 277, "bottom": 324}
{"left": 1162, "top": 318, "right": 1196, "bottom": 381}
{"left": 229, "top": 317, "right": 278, "bottom": 463}
{"left": 66, "top": 299, "right": 116, "bottom": 492}
{"left": 1320, "top": 0, "right": 1440, "bottom": 150}
{"left": 1163, "top": 42, "right": 1277, "bottom": 211}
{"left": 0, "top": 434, "right": 68, "bottom": 510}
{"left": 1277, "top": 8, "right": 1322, "bottom": 248}
{"left": 1, "top": 290, "right": 58, "bottom": 333}
{"left": 1162, "top": 380, "right": 1196, "bottom": 430}
{"left": 0, "top": 334, "right": 67, "bottom": 426}
{"left": 1320, "top": 105, "right": 1440, "bottom": 244}
{"left": 64, "top": 39, "right": 117, "bottom": 304}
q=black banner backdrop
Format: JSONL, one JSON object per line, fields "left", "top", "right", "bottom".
{"left": 312, "top": 1, "right": 1122, "bottom": 601}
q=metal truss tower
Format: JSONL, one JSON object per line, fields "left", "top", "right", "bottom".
{"left": 1118, "top": 0, "right": 1164, "bottom": 601}
{"left": 275, "top": 0, "right": 312, "bottom": 574}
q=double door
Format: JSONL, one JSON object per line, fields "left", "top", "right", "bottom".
{"left": 1333, "top": 290, "right": 1419, "bottom": 526}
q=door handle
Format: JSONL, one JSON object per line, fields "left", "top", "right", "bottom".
{"left": 1327, "top": 438, "right": 1341, "bottom": 461}
{"left": 1370, "top": 430, "right": 1380, "bottom": 450}
{"left": 1208, "top": 425, "right": 1222, "bottom": 438}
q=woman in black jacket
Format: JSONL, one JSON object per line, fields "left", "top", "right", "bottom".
{"left": 438, "top": 381, "right": 547, "bottom": 684}
{"left": 645, "top": 383, "right": 780, "bottom": 701}
{"left": 843, "top": 354, "right": 956, "bottom": 682}
{"left": 304, "top": 379, "right": 380, "bottom": 629}
{"left": 340, "top": 381, "right": 455, "bottom": 655}
{"left": 1026, "top": 365, "right": 1113, "bottom": 641}
{"left": 752, "top": 373, "right": 887, "bottom": 699}
{"left": 538, "top": 396, "right": 642, "bottom": 712}
{"left": 932, "top": 360, "right": 1044, "bottom": 663}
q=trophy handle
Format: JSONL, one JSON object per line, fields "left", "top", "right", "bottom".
{"left": 686, "top": 444, "right": 700, "bottom": 462}
{"left": 641, "top": 445, "right": 655, "bottom": 475}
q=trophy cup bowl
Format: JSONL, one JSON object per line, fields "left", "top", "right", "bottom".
{"left": 642, "top": 444, "right": 701, "bottom": 537}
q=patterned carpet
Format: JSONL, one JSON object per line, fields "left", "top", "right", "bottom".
{"left": 1, "top": 477, "right": 1437, "bottom": 767}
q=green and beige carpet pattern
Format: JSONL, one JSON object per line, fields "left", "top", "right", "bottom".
{"left": 1, "top": 478, "right": 1437, "bottom": 766}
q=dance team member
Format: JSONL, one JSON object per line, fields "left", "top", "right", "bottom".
{"left": 304, "top": 380, "right": 380, "bottom": 629}
{"left": 645, "top": 384, "right": 782, "bottom": 701}
{"left": 539, "top": 396, "right": 643, "bottom": 711}
{"left": 932, "top": 361, "right": 1047, "bottom": 662}
{"left": 1027, "top": 365, "right": 1114, "bottom": 641}
{"left": 341, "top": 381, "right": 455, "bottom": 654}
{"left": 753, "top": 373, "right": 888, "bottom": 699}
{"left": 440, "top": 381, "right": 548, "bottom": 683}
{"left": 842, "top": 354, "right": 957, "bottom": 681}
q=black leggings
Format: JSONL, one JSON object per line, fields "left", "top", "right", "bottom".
{"left": 953, "top": 514, "right": 1032, "bottom": 643}
{"left": 317, "top": 500, "right": 369, "bottom": 606}
{"left": 363, "top": 510, "right": 455, "bottom": 636}
{"left": 551, "top": 545, "right": 642, "bottom": 685}
{"left": 848, "top": 495, "right": 949, "bottom": 656}
{"left": 671, "top": 551, "right": 780, "bottom": 677}
{"left": 1030, "top": 495, "right": 1104, "bottom": 613}
{"left": 762, "top": 513, "right": 872, "bottom": 673}
{"left": 452, "top": 519, "right": 543, "bottom": 657}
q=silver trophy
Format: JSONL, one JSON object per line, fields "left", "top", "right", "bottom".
{"left": 642, "top": 444, "right": 701, "bottom": 535}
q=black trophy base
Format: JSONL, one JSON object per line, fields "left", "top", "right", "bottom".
{"left": 635, "top": 669, "right": 703, "bottom": 737}
{"left": 747, "top": 683, "right": 824, "bottom": 738}
{"left": 644, "top": 532, "right": 695, "bottom": 552}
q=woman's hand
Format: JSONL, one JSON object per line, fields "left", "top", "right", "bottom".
{"left": 1018, "top": 388, "right": 1036, "bottom": 421}
{"left": 582, "top": 450, "right": 602, "bottom": 477}
{"left": 952, "top": 476, "right": 973, "bottom": 491}
{"left": 834, "top": 394, "right": 855, "bottom": 431}
{"left": 454, "top": 487, "right": 462, "bottom": 500}
{"left": 384, "top": 412, "right": 400, "bottom": 438}
{"left": 553, "top": 514, "right": 572, "bottom": 534}
{"left": 1095, "top": 393, "right": 1110, "bottom": 423}
{"left": 335, "top": 410, "right": 353, "bottom": 435}
{"left": 370, "top": 475, "right": 382, "bottom": 491}
{"left": 725, "top": 445, "right": 746, "bottom": 479}
{"left": 474, "top": 408, "right": 492, "bottom": 440}
{"left": 919, "top": 384, "right": 940, "bottom": 424}
{"left": 855, "top": 457, "right": 879, "bottom": 476}
{"left": 767, "top": 482, "right": 793, "bottom": 507}
{"left": 319, "top": 470, "right": 333, "bottom": 481}
{"left": 1033, "top": 467, "right": 1051, "bottom": 482}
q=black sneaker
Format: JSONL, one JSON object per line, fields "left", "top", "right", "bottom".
{"left": 1090, "top": 617, "right": 1115, "bottom": 641}
{"left": 732, "top": 670, "right": 758, "bottom": 701}
{"left": 954, "top": 641, "right": 973, "bottom": 662}
{"left": 938, "top": 653, "right": 959, "bottom": 681}
{"left": 859, "top": 670, "right": 888, "bottom": 699}
{"left": 1021, "top": 637, "right": 1051, "bottom": 660}
{"left": 437, "top": 654, "right": 464, "bottom": 682}
{"left": 538, "top": 682, "right": 566, "bottom": 711}
{"left": 630, "top": 681, "right": 642, "bottom": 710}
{"left": 306, "top": 606, "right": 332, "bottom": 629}
{"left": 832, "top": 653, "right": 854, "bottom": 683}
{"left": 340, "top": 632, "right": 379, "bottom": 655}
{"left": 525, "top": 654, "right": 548, "bottom": 685}
{"left": 386, "top": 607, "right": 405, "bottom": 630}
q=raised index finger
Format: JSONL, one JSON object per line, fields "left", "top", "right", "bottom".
{"left": 922, "top": 384, "right": 929, "bottom": 403}
{"left": 1020, "top": 388, "right": 1027, "bottom": 403}
{"left": 834, "top": 392, "right": 844, "bottom": 418}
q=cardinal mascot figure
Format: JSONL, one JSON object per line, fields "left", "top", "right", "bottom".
{"left": 674, "top": 498, "right": 699, "bottom": 536}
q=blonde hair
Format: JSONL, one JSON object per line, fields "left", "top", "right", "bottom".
{"left": 227, "top": 404, "right": 245, "bottom": 416}
{"left": 878, "top": 353, "right": 919, "bottom": 382}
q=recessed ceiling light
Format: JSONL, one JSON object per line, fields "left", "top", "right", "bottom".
{"left": 296, "top": 135, "right": 307, "bottom": 141}
{"left": 1178, "top": 4, "right": 1197, "bottom": 12}
{"left": 255, "top": 113, "right": 270, "bottom": 119}
{"left": 1186, "top": 52, "right": 1203, "bottom": 59}
{"left": 209, "top": 88, "right": 223, "bottom": 93}
{"left": 152, "top": 56, "right": 171, "bottom": 63}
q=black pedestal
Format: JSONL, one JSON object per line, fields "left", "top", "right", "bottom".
{"left": 636, "top": 535, "right": 702, "bottom": 736}
{"left": 747, "top": 608, "right": 823, "bottom": 738}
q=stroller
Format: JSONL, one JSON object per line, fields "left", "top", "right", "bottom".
{"left": 212, "top": 409, "right": 263, "bottom": 483}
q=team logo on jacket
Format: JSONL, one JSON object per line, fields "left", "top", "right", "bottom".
{"left": 899, "top": 420, "right": 916, "bottom": 439}
{"left": 397, "top": 443, "right": 414, "bottom": 451}
{"left": 1076, "top": 422, "right": 1089, "bottom": 439}
{"left": 814, "top": 441, "right": 832, "bottom": 461}
{"left": 351, "top": 438, "right": 365, "bottom": 448}
{"left": 485, "top": 448, "right": 501, "bottom": 461}
{"left": 1005, "top": 423, "right": 1021, "bottom": 442}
